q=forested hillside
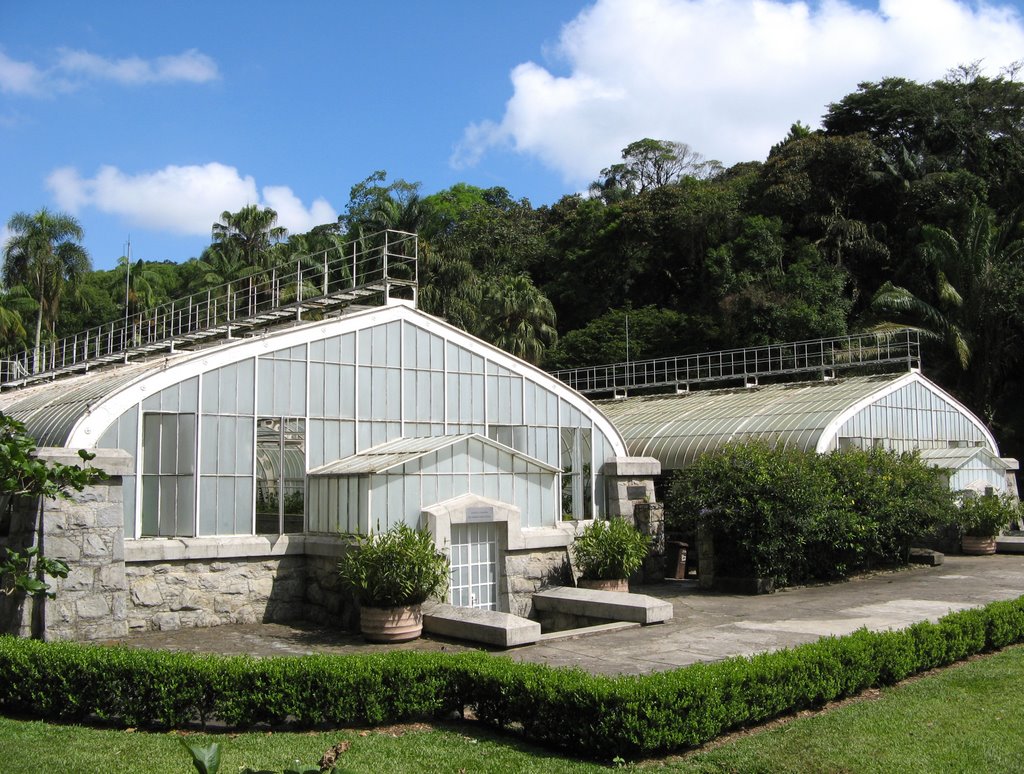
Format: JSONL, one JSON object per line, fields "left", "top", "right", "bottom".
{"left": 4, "top": 69, "right": 1024, "bottom": 463}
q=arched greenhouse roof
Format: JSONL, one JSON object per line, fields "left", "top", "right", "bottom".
{"left": 596, "top": 371, "right": 997, "bottom": 471}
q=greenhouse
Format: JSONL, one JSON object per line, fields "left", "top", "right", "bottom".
{"left": 0, "top": 235, "right": 649, "bottom": 641}
{"left": 596, "top": 370, "right": 1018, "bottom": 497}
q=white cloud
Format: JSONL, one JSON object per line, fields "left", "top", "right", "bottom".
{"left": 0, "top": 50, "right": 47, "bottom": 95}
{"left": 262, "top": 186, "right": 337, "bottom": 234}
{"left": 0, "top": 224, "right": 12, "bottom": 253}
{"left": 0, "top": 47, "right": 219, "bottom": 97}
{"left": 56, "top": 48, "right": 219, "bottom": 85}
{"left": 45, "top": 163, "right": 337, "bottom": 237}
{"left": 454, "top": 0, "right": 1024, "bottom": 184}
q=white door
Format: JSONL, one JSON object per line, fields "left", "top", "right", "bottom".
{"left": 449, "top": 522, "right": 499, "bottom": 610}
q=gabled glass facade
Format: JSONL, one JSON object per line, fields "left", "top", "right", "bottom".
{"left": 90, "top": 305, "right": 623, "bottom": 538}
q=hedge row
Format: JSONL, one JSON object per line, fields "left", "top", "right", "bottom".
{"left": 3, "top": 596, "right": 1024, "bottom": 759}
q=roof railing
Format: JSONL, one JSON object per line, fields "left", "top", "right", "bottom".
{"left": 0, "top": 229, "right": 418, "bottom": 390}
{"left": 552, "top": 329, "right": 921, "bottom": 396}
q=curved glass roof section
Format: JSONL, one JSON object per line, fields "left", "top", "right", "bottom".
{"left": 597, "top": 373, "right": 908, "bottom": 470}
{"left": 0, "top": 360, "right": 171, "bottom": 447}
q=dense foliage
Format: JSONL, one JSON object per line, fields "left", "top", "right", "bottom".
{"left": 955, "top": 492, "right": 1022, "bottom": 538}
{"left": 665, "top": 442, "right": 955, "bottom": 586}
{"left": 4, "top": 69, "right": 1024, "bottom": 461}
{"left": 570, "top": 517, "right": 651, "bottom": 580}
{"left": 0, "top": 412, "right": 105, "bottom": 601}
{"left": 337, "top": 524, "right": 449, "bottom": 608}
{"left": 2, "top": 595, "right": 1023, "bottom": 759}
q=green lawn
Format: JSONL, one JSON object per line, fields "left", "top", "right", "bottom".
{"left": 2, "top": 645, "right": 1023, "bottom": 773}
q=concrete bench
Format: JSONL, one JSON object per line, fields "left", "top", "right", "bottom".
{"left": 422, "top": 602, "right": 541, "bottom": 648}
{"left": 532, "top": 587, "right": 673, "bottom": 625}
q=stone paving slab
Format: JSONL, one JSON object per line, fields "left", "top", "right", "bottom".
{"left": 104, "top": 555, "right": 1024, "bottom": 676}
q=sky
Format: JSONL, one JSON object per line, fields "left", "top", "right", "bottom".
{"left": 3, "top": 0, "right": 1024, "bottom": 271}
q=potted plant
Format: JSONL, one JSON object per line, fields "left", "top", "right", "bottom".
{"left": 955, "top": 492, "right": 1019, "bottom": 555}
{"left": 338, "top": 523, "right": 450, "bottom": 642}
{"left": 571, "top": 517, "right": 651, "bottom": 592}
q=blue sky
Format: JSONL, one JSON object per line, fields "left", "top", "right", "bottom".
{"left": 3, "top": 0, "right": 1024, "bottom": 271}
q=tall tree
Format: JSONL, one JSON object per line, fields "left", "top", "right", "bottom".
{"left": 865, "top": 206, "right": 1024, "bottom": 420}
{"left": 211, "top": 205, "right": 287, "bottom": 272}
{"left": 590, "top": 138, "right": 722, "bottom": 202}
{"left": 417, "top": 239, "right": 482, "bottom": 333}
{"left": 479, "top": 274, "right": 557, "bottom": 365}
{"left": 2, "top": 208, "right": 91, "bottom": 366}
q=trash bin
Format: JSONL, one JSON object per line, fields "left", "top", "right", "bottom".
{"left": 666, "top": 541, "right": 688, "bottom": 579}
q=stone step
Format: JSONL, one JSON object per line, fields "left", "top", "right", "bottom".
{"left": 532, "top": 586, "right": 673, "bottom": 625}
{"left": 422, "top": 602, "right": 541, "bottom": 648}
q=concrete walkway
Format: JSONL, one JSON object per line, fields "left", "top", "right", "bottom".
{"left": 106, "top": 554, "right": 1024, "bottom": 676}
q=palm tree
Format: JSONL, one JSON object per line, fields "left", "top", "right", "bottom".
{"left": 865, "top": 205, "right": 1024, "bottom": 417}
{"left": 195, "top": 244, "right": 251, "bottom": 288}
{"left": 478, "top": 274, "right": 557, "bottom": 365}
{"left": 114, "top": 256, "right": 165, "bottom": 318}
{"left": 418, "top": 239, "right": 482, "bottom": 332}
{"left": 2, "top": 208, "right": 91, "bottom": 369}
{"left": 211, "top": 205, "right": 287, "bottom": 273}
{"left": 0, "top": 286, "right": 34, "bottom": 355}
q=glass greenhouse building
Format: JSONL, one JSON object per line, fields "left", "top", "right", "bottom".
{"left": 0, "top": 299, "right": 625, "bottom": 539}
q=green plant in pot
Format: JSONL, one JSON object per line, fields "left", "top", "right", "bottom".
{"left": 955, "top": 492, "right": 1019, "bottom": 555}
{"left": 338, "top": 523, "right": 450, "bottom": 642}
{"left": 571, "top": 517, "right": 651, "bottom": 592}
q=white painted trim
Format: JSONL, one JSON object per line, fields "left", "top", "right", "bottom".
{"left": 123, "top": 534, "right": 347, "bottom": 563}
{"left": 815, "top": 372, "right": 999, "bottom": 455}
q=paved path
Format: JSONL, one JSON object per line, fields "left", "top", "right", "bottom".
{"left": 107, "top": 554, "right": 1024, "bottom": 676}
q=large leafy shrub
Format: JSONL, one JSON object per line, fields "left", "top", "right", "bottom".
{"left": 665, "top": 441, "right": 835, "bottom": 585}
{"left": 337, "top": 524, "right": 449, "bottom": 608}
{"left": 954, "top": 491, "right": 1020, "bottom": 537}
{"left": 666, "top": 441, "right": 953, "bottom": 586}
{"left": 571, "top": 517, "right": 651, "bottom": 580}
{"left": 824, "top": 447, "right": 956, "bottom": 567}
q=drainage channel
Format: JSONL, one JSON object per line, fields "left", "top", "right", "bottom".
{"left": 537, "top": 621, "right": 640, "bottom": 643}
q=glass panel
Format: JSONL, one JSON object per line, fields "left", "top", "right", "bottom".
{"left": 282, "top": 419, "right": 305, "bottom": 533}
{"left": 255, "top": 417, "right": 280, "bottom": 534}
{"left": 199, "top": 476, "right": 217, "bottom": 535}
{"left": 218, "top": 476, "right": 235, "bottom": 535}
{"left": 257, "top": 359, "right": 274, "bottom": 414}
{"left": 310, "top": 362, "right": 325, "bottom": 416}
{"left": 141, "top": 475, "right": 158, "bottom": 535}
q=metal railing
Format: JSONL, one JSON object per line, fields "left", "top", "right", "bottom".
{"left": 0, "top": 230, "right": 418, "bottom": 389}
{"left": 552, "top": 329, "right": 921, "bottom": 396}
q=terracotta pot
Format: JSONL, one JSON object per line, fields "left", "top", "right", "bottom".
{"left": 961, "top": 536, "right": 997, "bottom": 555}
{"left": 359, "top": 604, "right": 423, "bottom": 642}
{"left": 578, "top": 578, "right": 629, "bottom": 593}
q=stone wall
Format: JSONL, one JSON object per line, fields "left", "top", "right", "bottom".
{"left": 120, "top": 536, "right": 350, "bottom": 633}
{"left": 0, "top": 448, "right": 131, "bottom": 641}
{"left": 125, "top": 556, "right": 307, "bottom": 632}
{"left": 633, "top": 502, "right": 666, "bottom": 583}
{"left": 503, "top": 547, "right": 571, "bottom": 618}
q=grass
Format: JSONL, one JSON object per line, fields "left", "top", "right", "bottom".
{"left": 2, "top": 645, "right": 1023, "bottom": 773}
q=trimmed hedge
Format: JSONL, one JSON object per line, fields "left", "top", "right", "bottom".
{"left": 3, "top": 596, "right": 1024, "bottom": 759}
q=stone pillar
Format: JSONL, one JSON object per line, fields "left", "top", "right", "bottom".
{"left": 0, "top": 448, "right": 132, "bottom": 640}
{"left": 633, "top": 502, "right": 666, "bottom": 583}
{"left": 696, "top": 524, "right": 715, "bottom": 590}
{"left": 603, "top": 457, "right": 661, "bottom": 520}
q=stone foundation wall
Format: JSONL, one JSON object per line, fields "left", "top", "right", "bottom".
{"left": 503, "top": 548, "right": 571, "bottom": 618}
{"left": 303, "top": 554, "right": 352, "bottom": 628}
{"left": 125, "top": 556, "right": 308, "bottom": 632}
